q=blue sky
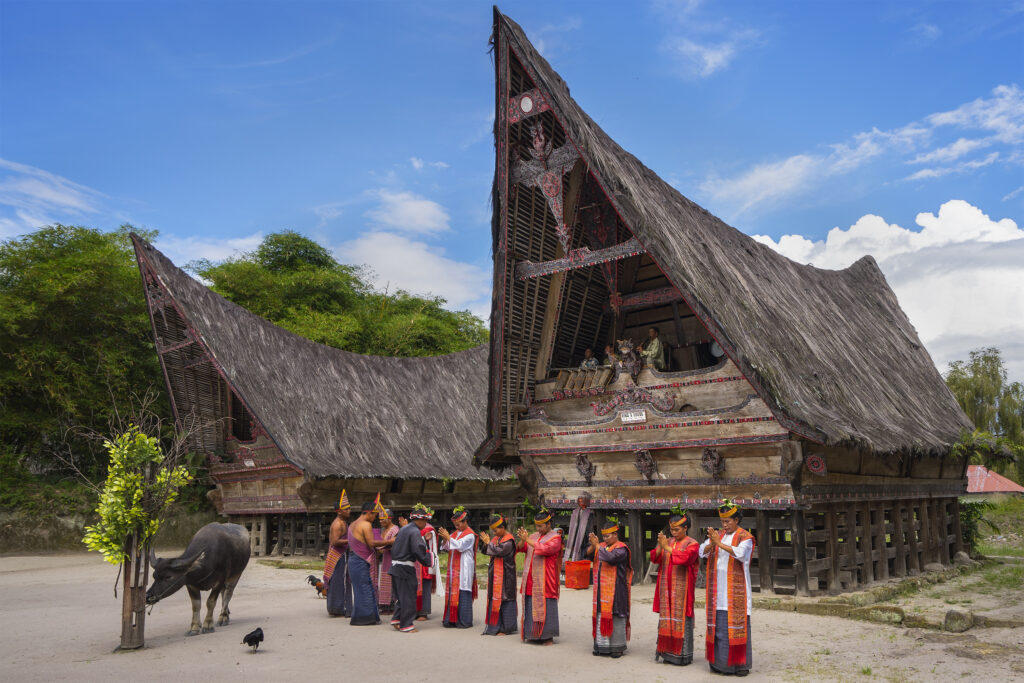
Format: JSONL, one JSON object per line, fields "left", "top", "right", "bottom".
{"left": 2, "top": 0, "right": 1023, "bottom": 378}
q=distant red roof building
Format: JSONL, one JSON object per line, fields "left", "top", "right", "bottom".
{"left": 966, "top": 465, "right": 1024, "bottom": 495}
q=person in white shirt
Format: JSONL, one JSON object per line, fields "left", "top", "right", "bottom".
{"left": 437, "top": 505, "right": 478, "bottom": 628}
{"left": 698, "top": 500, "right": 754, "bottom": 676}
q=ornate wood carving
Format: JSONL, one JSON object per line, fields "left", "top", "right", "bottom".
{"left": 614, "top": 339, "right": 642, "bottom": 381}
{"left": 575, "top": 453, "right": 597, "bottom": 486}
{"left": 605, "top": 286, "right": 685, "bottom": 314}
{"left": 511, "top": 123, "right": 579, "bottom": 253}
{"left": 701, "top": 447, "right": 724, "bottom": 479}
{"left": 508, "top": 88, "right": 551, "bottom": 123}
{"left": 634, "top": 449, "right": 658, "bottom": 482}
{"left": 591, "top": 385, "right": 674, "bottom": 416}
{"left": 514, "top": 237, "right": 644, "bottom": 280}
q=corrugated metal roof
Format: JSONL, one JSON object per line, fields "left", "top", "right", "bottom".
{"left": 966, "top": 465, "right": 1024, "bottom": 493}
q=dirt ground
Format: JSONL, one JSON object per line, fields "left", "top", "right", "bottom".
{"left": 4, "top": 553, "right": 1024, "bottom": 682}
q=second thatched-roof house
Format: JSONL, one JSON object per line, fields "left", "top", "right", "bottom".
{"left": 132, "top": 235, "right": 521, "bottom": 556}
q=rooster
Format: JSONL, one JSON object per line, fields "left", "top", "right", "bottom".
{"left": 306, "top": 574, "right": 326, "bottom": 598}
{"left": 242, "top": 627, "right": 263, "bottom": 653}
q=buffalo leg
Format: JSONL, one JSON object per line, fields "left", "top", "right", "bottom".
{"left": 202, "top": 587, "right": 222, "bottom": 633}
{"left": 217, "top": 575, "right": 240, "bottom": 626}
{"left": 186, "top": 585, "right": 203, "bottom": 636}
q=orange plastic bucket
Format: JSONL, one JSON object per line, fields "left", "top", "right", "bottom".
{"left": 565, "top": 560, "right": 592, "bottom": 589}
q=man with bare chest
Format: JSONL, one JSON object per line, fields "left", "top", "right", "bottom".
{"left": 325, "top": 489, "right": 352, "bottom": 617}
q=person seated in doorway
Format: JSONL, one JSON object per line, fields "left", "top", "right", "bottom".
{"left": 579, "top": 348, "right": 599, "bottom": 369}
{"left": 603, "top": 344, "right": 618, "bottom": 366}
{"left": 639, "top": 326, "right": 666, "bottom": 371}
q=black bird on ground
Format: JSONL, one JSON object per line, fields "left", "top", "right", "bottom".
{"left": 242, "top": 627, "right": 264, "bottom": 653}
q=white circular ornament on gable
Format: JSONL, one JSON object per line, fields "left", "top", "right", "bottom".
{"left": 520, "top": 95, "right": 534, "bottom": 113}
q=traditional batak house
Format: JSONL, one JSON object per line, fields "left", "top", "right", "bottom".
{"left": 476, "top": 9, "right": 974, "bottom": 594}
{"left": 131, "top": 235, "right": 521, "bottom": 557}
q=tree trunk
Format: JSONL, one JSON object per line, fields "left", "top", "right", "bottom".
{"left": 119, "top": 531, "right": 148, "bottom": 650}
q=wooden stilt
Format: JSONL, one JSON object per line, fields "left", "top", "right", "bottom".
{"left": 892, "top": 502, "right": 907, "bottom": 578}
{"left": 919, "top": 500, "right": 933, "bottom": 566}
{"left": 845, "top": 505, "right": 859, "bottom": 589}
{"left": 826, "top": 505, "right": 840, "bottom": 594}
{"left": 627, "top": 509, "right": 644, "bottom": 584}
{"left": 951, "top": 497, "right": 965, "bottom": 556}
{"left": 756, "top": 509, "right": 774, "bottom": 594}
{"left": 875, "top": 504, "right": 890, "bottom": 581}
{"left": 936, "top": 500, "right": 951, "bottom": 566}
{"left": 791, "top": 509, "right": 810, "bottom": 596}
{"left": 859, "top": 502, "right": 874, "bottom": 584}
{"left": 906, "top": 502, "right": 921, "bottom": 575}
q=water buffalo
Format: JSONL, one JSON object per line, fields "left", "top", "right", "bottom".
{"left": 146, "top": 522, "right": 250, "bottom": 636}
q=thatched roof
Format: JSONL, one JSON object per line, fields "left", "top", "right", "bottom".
{"left": 489, "top": 9, "right": 972, "bottom": 455}
{"left": 133, "top": 235, "right": 500, "bottom": 480}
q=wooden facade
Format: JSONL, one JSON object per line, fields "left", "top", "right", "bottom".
{"left": 477, "top": 11, "right": 973, "bottom": 594}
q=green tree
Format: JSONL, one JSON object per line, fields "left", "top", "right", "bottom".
{"left": 946, "top": 347, "right": 1024, "bottom": 481}
{"left": 0, "top": 224, "right": 167, "bottom": 478}
{"left": 195, "top": 231, "right": 487, "bottom": 356}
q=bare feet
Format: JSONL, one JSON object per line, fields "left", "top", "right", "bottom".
{"left": 415, "top": 616, "right": 427, "bottom": 621}
{"left": 541, "top": 639, "right": 554, "bottom": 646}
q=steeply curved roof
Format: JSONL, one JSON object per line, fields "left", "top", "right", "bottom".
{"left": 492, "top": 9, "right": 972, "bottom": 454}
{"left": 133, "top": 235, "right": 498, "bottom": 480}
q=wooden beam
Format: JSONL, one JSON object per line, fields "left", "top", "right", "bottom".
{"left": 918, "top": 499, "right": 933, "bottom": 566}
{"left": 515, "top": 237, "right": 645, "bottom": 280}
{"left": 892, "top": 502, "right": 907, "bottom": 578}
{"left": 906, "top": 501, "right": 921, "bottom": 575}
{"left": 756, "top": 509, "right": 774, "bottom": 595}
{"left": 791, "top": 509, "right": 810, "bottom": 596}
{"left": 604, "top": 286, "right": 684, "bottom": 315}
{"left": 951, "top": 497, "right": 965, "bottom": 556}
{"left": 826, "top": 505, "right": 840, "bottom": 594}
{"left": 859, "top": 502, "right": 874, "bottom": 584}
{"left": 935, "top": 500, "right": 951, "bottom": 565}
{"left": 875, "top": 504, "right": 889, "bottom": 581}
{"left": 844, "top": 505, "right": 858, "bottom": 589}
{"left": 627, "top": 509, "right": 644, "bottom": 585}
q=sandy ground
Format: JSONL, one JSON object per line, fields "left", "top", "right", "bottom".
{"left": 3, "top": 553, "right": 1024, "bottom": 682}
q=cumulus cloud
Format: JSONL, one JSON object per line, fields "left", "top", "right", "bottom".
{"left": 0, "top": 158, "right": 105, "bottom": 239}
{"left": 155, "top": 232, "right": 264, "bottom": 265}
{"left": 409, "top": 157, "right": 448, "bottom": 171}
{"left": 752, "top": 200, "right": 1024, "bottom": 380}
{"left": 702, "top": 85, "right": 1024, "bottom": 217}
{"left": 364, "top": 189, "right": 450, "bottom": 234}
{"left": 663, "top": 30, "right": 759, "bottom": 79}
{"left": 338, "top": 231, "right": 491, "bottom": 317}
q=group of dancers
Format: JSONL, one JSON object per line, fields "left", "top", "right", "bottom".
{"left": 322, "top": 490, "right": 754, "bottom": 677}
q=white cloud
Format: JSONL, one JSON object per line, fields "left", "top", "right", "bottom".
{"left": 0, "top": 158, "right": 105, "bottom": 238}
{"left": 530, "top": 17, "right": 582, "bottom": 58}
{"left": 311, "top": 202, "right": 345, "bottom": 228}
{"left": 364, "top": 190, "right": 450, "bottom": 234}
{"left": 701, "top": 85, "right": 1024, "bottom": 216}
{"left": 410, "top": 157, "right": 424, "bottom": 171}
{"left": 410, "top": 157, "right": 448, "bottom": 171}
{"left": 1004, "top": 185, "right": 1024, "bottom": 201}
{"left": 155, "top": 232, "right": 264, "bottom": 264}
{"left": 753, "top": 200, "right": 1024, "bottom": 380}
{"left": 662, "top": 29, "right": 760, "bottom": 79}
{"left": 338, "top": 231, "right": 491, "bottom": 317}
{"left": 909, "top": 22, "right": 942, "bottom": 43}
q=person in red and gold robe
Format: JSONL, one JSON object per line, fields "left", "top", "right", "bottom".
{"left": 516, "top": 508, "right": 562, "bottom": 645}
{"left": 699, "top": 500, "right": 755, "bottom": 676}
{"left": 587, "top": 518, "right": 632, "bottom": 658}
{"left": 651, "top": 509, "right": 699, "bottom": 665}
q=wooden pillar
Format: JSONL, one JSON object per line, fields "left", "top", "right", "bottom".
{"left": 844, "top": 505, "right": 859, "bottom": 589}
{"left": 875, "top": 504, "right": 890, "bottom": 581}
{"left": 756, "top": 509, "right": 774, "bottom": 594}
{"left": 936, "top": 501, "right": 951, "bottom": 566}
{"left": 627, "top": 510, "right": 644, "bottom": 584}
{"left": 859, "top": 502, "right": 874, "bottom": 584}
{"left": 790, "top": 509, "right": 810, "bottom": 596}
{"left": 906, "top": 502, "right": 921, "bottom": 575}
{"left": 892, "top": 503, "right": 907, "bottom": 578}
{"left": 918, "top": 500, "right": 932, "bottom": 565}
{"left": 951, "top": 497, "right": 965, "bottom": 556}
{"left": 826, "top": 505, "right": 840, "bottom": 594}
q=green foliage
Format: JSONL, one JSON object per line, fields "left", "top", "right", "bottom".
{"left": 0, "top": 224, "right": 168, "bottom": 478}
{"left": 958, "top": 500, "right": 999, "bottom": 556}
{"left": 82, "top": 427, "right": 192, "bottom": 564}
{"left": 946, "top": 348, "right": 1024, "bottom": 481}
{"left": 195, "top": 231, "right": 487, "bottom": 357}
{"left": 0, "top": 446, "right": 96, "bottom": 515}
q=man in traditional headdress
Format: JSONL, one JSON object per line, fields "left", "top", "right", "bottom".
{"left": 587, "top": 517, "right": 632, "bottom": 658}
{"left": 388, "top": 507, "right": 434, "bottom": 633}
{"left": 699, "top": 499, "right": 755, "bottom": 676}
{"left": 377, "top": 508, "right": 399, "bottom": 615}
{"left": 410, "top": 503, "right": 441, "bottom": 620}
{"left": 651, "top": 508, "right": 699, "bottom": 666}
{"left": 436, "top": 505, "right": 478, "bottom": 629}
{"left": 478, "top": 513, "right": 518, "bottom": 635}
{"left": 517, "top": 508, "right": 563, "bottom": 645}
{"left": 563, "top": 492, "right": 594, "bottom": 563}
{"left": 347, "top": 496, "right": 394, "bottom": 626}
{"left": 324, "top": 489, "right": 352, "bottom": 617}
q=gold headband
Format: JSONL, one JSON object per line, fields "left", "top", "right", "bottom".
{"left": 601, "top": 524, "right": 619, "bottom": 534}
{"left": 718, "top": 505, "right": 738, "bottom": 519}
{"left": 534, "top": 512, "right": 552, "bottom": 524}
{"left": 669, "top": 516, "right": 688, "bottom": 529}
{"left": 489, "top": 515, "right": 505, "bottom": 529}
